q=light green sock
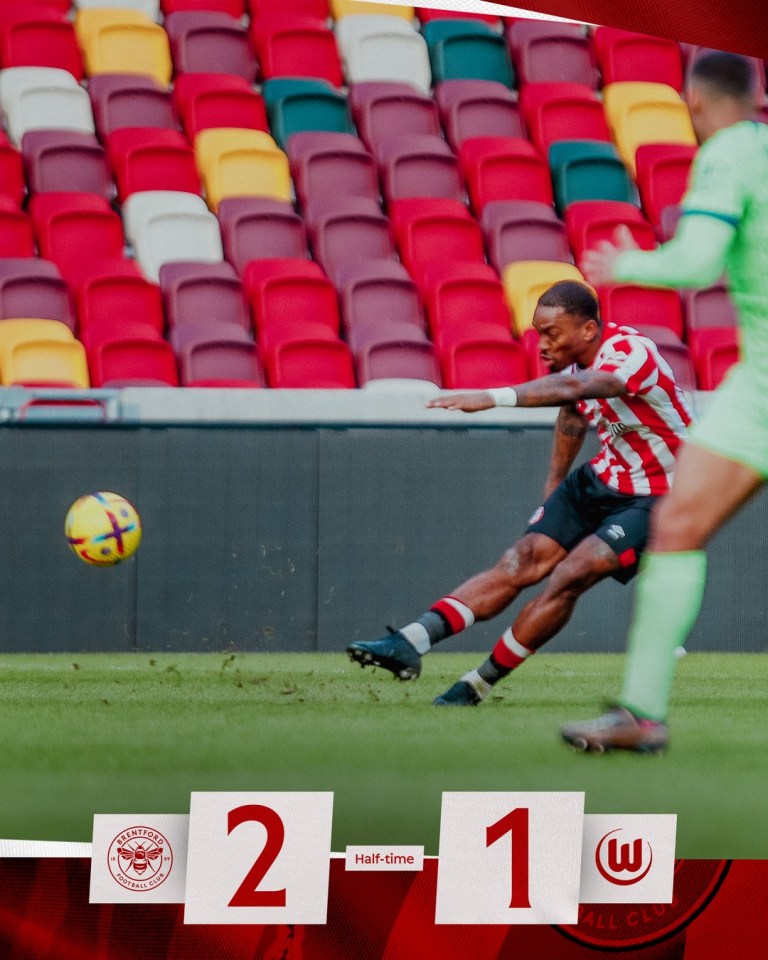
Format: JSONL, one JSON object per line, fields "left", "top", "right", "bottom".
{"left": 620, "top": 551, "right": 707, "bottom": 722}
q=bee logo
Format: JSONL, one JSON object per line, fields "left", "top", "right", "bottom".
{"left": 108, "top": 827, "right": 173, "bottom": 891}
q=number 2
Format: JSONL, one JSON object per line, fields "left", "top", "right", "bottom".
{"left": 228, "top": 804, "right": 287, "bottom": 907}
{"left": 486, "top": 807, "right": 531, "bottom": 909}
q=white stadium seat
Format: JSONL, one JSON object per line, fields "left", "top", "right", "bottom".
{"left": 5, "top": 86, "right": 95, "bottom": 146}
{"left": 122, "top": 191, "right": 209, "bottom": 244}
{"left": 133, "top": 210, "right": 224, "bottom": 282}
{"left": 336, "top": 16, "right": 432, "bottom": 93}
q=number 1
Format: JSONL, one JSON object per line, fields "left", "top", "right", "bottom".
{"left": 486, "top": 807, "right": 531, "bottom": 909}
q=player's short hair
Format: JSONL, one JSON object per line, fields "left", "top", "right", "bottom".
{"left": 690, "top": 52, "right": 756, "bottom": 102}
{"left": 537, "top": 281, "right": 601, "bottom": 326}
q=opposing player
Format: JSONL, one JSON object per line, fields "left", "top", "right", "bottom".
{"left": 347, "top": 281, "right": 691, "bottom": 735}
{"left": 564, "top": 51, "right": 768, "bottom": 753}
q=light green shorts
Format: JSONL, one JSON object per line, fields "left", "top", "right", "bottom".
{"left": 690, "top": 362, "right": 768, "bottom": 477}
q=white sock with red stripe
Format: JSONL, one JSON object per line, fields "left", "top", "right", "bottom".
{"left": 492, "top": 628, "right": 534, "bottom": 670}
{"left": 399, "top": 596, "right": 475, "bottom": 655}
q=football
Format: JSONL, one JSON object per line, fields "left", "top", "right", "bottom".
{"left": 65, "top": 492, "right": 142, "bottom": 566}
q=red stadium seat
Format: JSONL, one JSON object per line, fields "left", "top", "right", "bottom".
{"left": 159, "top": 260, "right": 250, "bottom": 333}
{"left": 248, "top": 0, "right": 330, "bottom": 20}
{"left": 106, "top": 128, "right": 201, "bottom": 202}
{"left": 251, "top": 17, "right": 343, "bottom": 87}
{"left": 441, "top": 338, "right": 528, "bottom": 389}
{"left": 22, "top": 131, "right": 114, "bottom": 200}
{"left": 218, "top": 197, "right": 309, "bottom": 276}
{"left": 265, "top": 338, "right": 356, "bottom": 388}
{"left": 459, "top": 137, "right": 553, "bottom": 214}
{"left": 418, "top": 262, "right": 513, "bottom": 348}
{"left": 435, "top": 79, "right": 526, "bottom": 149}
{"left": 30, "top": 193, "right": 126, "bottom": 276}
{"left": 173, "top": 74, "right": 268, "bottom": 140}
{"left": 305, "top": 197, "right": 396, "bottom": 284}
{"left": 377, "top": 135, "right": 465, "bottom": 204}
{"left": 0, "top": 9, "right": 83, "bottom": 81}
{"left": 688, "top": 327, "right": 740, "bottom": 390}
{"left": 0, "top": 258, "right": 74, "bottom": 329}
{"left": 349, "top": 82, "right": 441, "bottom": 152}
{"left": 683, "top": 285, "right": 738, "bottom": 332}
{"left": 75, "top": 273, "right": 165, "bottom": 348}
{"left": 520, "top": 83, "right": 611, "bottom": 155}
{"left": 635, "top": 143, "right": 697, "bottom": 229}
{"left": 88, "top": 74, "right": 177, "bottom": 140}
{"left": 598, "top": 285, "right": 684, "bottom": 339}
{"left": 593, "top": 28, "right": 684, "bottom": 90}
{"left": 166, "top": 11, "right": 257, "bottom": 81}
{"left": 481, "top": 200, "right": 571, "bottom": 272}
{"left": 89, "top": 337, "right": 179, "bottom": 388}
{"left": 508, "top": 21, "right": 598, "bottom": 88}
{"left": 0, "top": 196, "right": 34, "bottom": 258}
{"left": 287, "top": 132, "right": 379, "bottom": 210}
{"left": 356, "top": 338, "right": 440, "bottom": 387}
{"left": 244, "top": 259, "right": 341, "bottom": 341}
{"left": 565, "top": 200, "right": 656, "bottom": 261}
{"left": 389, "top": 198, "right": 484, "bottom": 281}
{"left": 0, "top": 131, "right": 26, "bottom": 207}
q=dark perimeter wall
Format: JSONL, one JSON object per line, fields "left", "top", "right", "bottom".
{"left": 0, "top": 424, "right": 764, "bottom": 654}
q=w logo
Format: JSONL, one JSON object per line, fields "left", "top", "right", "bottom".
{"left": 595, "top": 830, "right": 653, "bottom": 885}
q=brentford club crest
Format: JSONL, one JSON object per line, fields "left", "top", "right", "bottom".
{"left": 107, "top": 826, "right": 174, "bottom": 892}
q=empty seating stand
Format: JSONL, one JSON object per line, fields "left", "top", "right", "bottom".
{"left": 520, "top": 83, "right": 611, "bottom": 155}
{"left": 251, "top": 16, "right": 343, "bottom": 87}
{"left": 593, "top": 28, "right": 684, "bottom": 90}
{"left": 107, "top": 127, "right": 200, "bottom": 202}
{"left": 349, "top": 81, "right": 441, "bottom": 152}
{"left": 634, "top": 143, "right": 697, "bottom": 230}
{"left": 565, "top": 200, "right": 656, "bottom": 261}
{"left": 435, "top": 80, "right": 525, "bottom": 149}
{"left": 76, "top": 8, "right": 172, "bottom": 86}
{"left": 305, "top": 197, "right": 396, "bottom": 283}
{"left": 89, "top": 74, "right": 177, "bottom": 139}
{"left": 459, "top": 137, "right": 553, "bottom": 213}
{"left": 218, "top": 197, "right": 308, "bottom": 275}
{"left": 508, "top": 21, "right": 598, "bottom": 87}
{"left": 0, "top": 259, "right": 74, "bottom": 329}
{"left": 159, "top": 260, "right": 251, "bottom": 334}
{"left": 423, "top": 18, "right": 514, "bottom": 88}
{"left": 262, "top": 77, "right": 354, "bottom": 150}
{"left": 389, "top": 198, "right": 484, "bottom": 282}
{"left": 194, "top": 128, "right": 292, "bottom": 210}
{"left": 0, "top": 6, "right": 84, "bottom": 81}
{"left": 481, "top": 200, "right": 571, "bottom": 271}
{"left": 336, "top": 15, "right": 431, "bottom": 93}
{"left": 549, "top": 140, "right": 637, "bottom": 213}
{"left": 287, "top": 132, "right": 379, "bottom": 209}
{"left": 173, "top": 74, "right": 268, "bottom": 140}
{"left": 166, "top": 11, "right": 257, "bottom": 81}
{"left": 378, "top": 134, "right": 464, "bottom": 204}
{"left": 598, "top": 285, "right": 684, "bottom": 339}
{"left": 22, "top": 131, "right": 113, "bottom": 199}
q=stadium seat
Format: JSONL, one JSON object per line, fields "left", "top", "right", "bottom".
{"left": 165, "top": 11, "right": 257, "bottom": 81}
{"left": 305, "top": 197, "right": 396, "bottom": 283}
{"left": 21, "top": 131, "right": 114, "bottom": 200}
{"left": 262, "top": 77, "right": 355, "bottom": 150}
{"left": 159, "top": 260, "right": 250, "bottom": 333}
{"left": 423, "top": 18, "right": 514, "bottom": 87}
{"left": 593, "top": 28, "right": 684, "bottom": 90}
{"left": 331, "top": 2, "right": 414, "bottom": 21}
{"left": 349, "top": 81, "right": 441, "bottom": 152}
{"left": 132, "top": 208, "right": 224, "bottom": 282}
{"left": 378, "top": 134, "right": 464, "bottom": 204}
{"left": 169, "top": 316, "right": 252, "bottom": 353}
{"left": 441, "top": 338, "right": 529, "bottom": 390}
{"left": 634, "top": 143, "right": 697, "bottom": 229}
{"left": 481, "top": 200, "right": 571, "bottom": 272}
{"left": 0, "top": 199, "right": 35, "bottom": 258}
{"left": 107, "top": 128, "right": 200, "bottom": 202}
{"left": 76, "top": 9, "right": 172, "bottom": 85}
{"left": 89, "top": 74, "right": 177, "bottom": 139}
{"left": 683, "top": 285, "right": 738, "bottom": 333}
{"left": 218, "top": 197, "right": 308, "bottom": 275}
{"left": 75, "top": 1, "right": 160, "bottom": 14}
{"left": 598, "top": 285, "right": 684, "bottom": 339}
{"left": 435, "top": 80, "right": 526, "bottom": 149}
{"left": 459, "top": 137, "right": 553, "bottom": 213}
{"left": 335, "top": 15, "right": 432, "bottom": 93}
{"left": 508, "top": 21, "right": 598, "bottom": 87}
{"left": 248, "top": 1, "right": 328, "bottom": 19}
{"left": 287, "top": 132, "right": 379, "bottom": 209}
{"left": 0, "top": 65, "right": 76, "bottom": 109}
{"left": 565, "top": 200, "right": 656, "bottom": 261}
{"left": 194, "top": 128, "right": 292, "bottom": 210}
{"left": 502, "top": 260, "right": 586, "bottom": 334}
{"left": 88, "top": 336, "right": 179, "bottom": 388}
{"left": 346, "top": 314, "right": 427, "bottom": 353}
{"left": 165, "top": 1, "right": 245, "bottom": 14}
{"left": 0, "top": 316, "right": 77, "bottom": 384}
{"left": 356, "top": 338, "right": 440, "bottom": 387}
{"left": 2, "top": 338, "right": 89, "bottom": 388}
{"left": 30, "top": 194, "right": 126, "bottom": 275}
{"left": 520, "top": 82, "right": 611, "bottom": 155}
{"left": 602, "top": 81, "right": 697, "bottom": 173}
{"left": 688, "top": 327, "right": 740, "bottom": 390}
{"left": 0, "top": 132, "right": 26, "bottom": 206}
{"left": 178, "top": 338, "right": 265, "bottom": 388}
{"left": 75, "top": 271, "right": 165, "bottom": 348}
{"left": 122, "top": 190, "right": 209, "bottom": 244}
{"left": 251, "top": 17, "right": 343, "bottom": 87}
{"left": 3, "top": 75, "right": 95, "bottom": 147}
{"left": 549, "top": 140, "right": 636, "bottom": 213}
{"left": 0, "top": 8, "right": 84, "bottom": 81}
{"left": 265, "top": 337, "right": 356, "bottom": 388}
{"left": 389, "top": 198, "right": 484, "bottom": 280}
{"left": 658, "top": 204, "right": 683, "bottom": 242}
{"left": 419, "top": 262, "right": 513, "bottom": 348}
{"left": 416, "top": 7, "right": 499, "bottom": 25}
{"left": 0, "top": 259, "right": 74, "bottom": 329}
{"left": 336, "top": 259, "right": 427, "bottom": 345}
{"left": 173, "top": 74, "right": 268, "bottom": 140}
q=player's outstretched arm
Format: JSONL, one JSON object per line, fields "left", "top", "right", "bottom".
{"left": 426, "top": 369, "right": 626, "bottom": 412}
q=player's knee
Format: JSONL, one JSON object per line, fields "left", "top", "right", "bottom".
{"left": 650, "top": 499, "right": 703, "bottom": 551}
{"left": 496, "top": 540, "right": 554, "bottom": 588}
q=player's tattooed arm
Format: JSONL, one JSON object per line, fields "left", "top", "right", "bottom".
{"left": 544, "top": 405, "right": 588, "bottom": 498}
{"left": 427, "top": 370, "right": 626, "bottom": 412}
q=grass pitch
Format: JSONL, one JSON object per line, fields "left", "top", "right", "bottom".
{"left": 0, "top": 651, "right": 765, "bottom": 858}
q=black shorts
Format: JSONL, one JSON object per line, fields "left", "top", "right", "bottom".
{"left": 525, "top": 463, "right": 659, "bottom": 583}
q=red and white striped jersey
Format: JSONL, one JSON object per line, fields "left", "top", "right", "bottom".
{"left": 566, "top": 323, "right": 693, "bottom": 496}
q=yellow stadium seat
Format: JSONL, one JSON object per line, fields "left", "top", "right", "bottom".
{"left": 3, "top": 339, "right": 90, "bottom": 388}
{"left": 0, "top": 318, "right": 73, "bottom": 347}
{"left": 194, "top": 128, "right": 291, "bottom": 210}
{"left": 76, "top": 9, "right": 172, "bottom": 85}
{"left": 331, "top": 2, "right": 414, "bottom": 20}
{"left": 603, "top": 82, "right": 697, "bottom": 173}
{"left": 502, "top": 261, "right": 588, "bottom": 335}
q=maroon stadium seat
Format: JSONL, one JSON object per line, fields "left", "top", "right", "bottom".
{"left": 481, "top": 200, "right": 571, "bottom": 272}
{"left": 389, "top": 197, "right": 484, "bottom": 281}
{"left": 520, "top": 83, "right": 611, "bottom": 155}
{"left": 22, "top": 131, "right": 114, "bottom": 200}
{"left": 441, "top": 338, "right": 528, "bottom": 390}
{"left": 635, "top": 143, "right": 697, "bottom": 229}
{"left": 88, "top": 74, "right": 177, "bottom": 140}
{"left": 106, "top": 128, "right": 201, "bottom": 202}
{"left": 657, "top": 204, "right": 684, "bottom": 242}
{"left": 159, "top": 260, "right": 251, "bottom": 333}
{"left": 166, "top": 11, "right": 257, "bottom": 81}
{"left": 250, "top": 17, "right": 343, "bottom": 86}
{"left": 349, "top": 82, "right": 441, "bottom": 152}
{"left": 305, "top": 197, "right": 396, "bottom": 284}
{"left": 598, "top": 285, "right": 684, "bottom": 339}
{"left": 508, "top": 21, "right": 598, "bottom": 88}
{"left": 265, "top": 337, "right": 356, "bottom": 388}
{"left": 179, "top": 338, "right": 265, "bottom": 388}
{"left": 565, "top": 200, "right": 656, "bottom": 261}
{"left": 688, "top": 327, "right": 740, "bottom": 390}
{"left": 287, "top": 132, "right": 379, "bottom": 210}
{"left": 377, "top": 135, "right": 465, "bottom": 204}
{"left": 218, "top": 198, "right": 309, "bottom": 276}
{"left": 682, "top": 284, "right": 738, "bottom": 332}
{"left": 593, "top": 28, "right": 684, "bottom": 90}
{"left": 0, "top": 259, "right": 74, "bottom": 329}
{"left": 356, "top": 338, "right": 440, "bottom": 386}
{"left": 336, "top": 259, "right": 427, "bottom": 347}
{"left": 173, "top": 74, "right": 268, "bottom": 140}
{"left": 435, "top": 79, "right": 526, "bottom": 149}
{"left": 459, "top": 137, "right": 553, "bottom": 213}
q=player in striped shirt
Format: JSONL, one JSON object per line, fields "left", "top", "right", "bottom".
{"left": 348, "top": 281, "right": 691, "bottom": 720}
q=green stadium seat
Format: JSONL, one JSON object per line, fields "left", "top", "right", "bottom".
{"left": 262, "top": 77, "right": 355, "bottom": 150}
{"left": 423, "top": 19, "right": 514, "bottom": 87}
{"left": 549, "top": 140, "right": 637, "bottom": 214}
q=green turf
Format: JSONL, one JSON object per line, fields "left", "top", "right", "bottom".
{"left": 0, "top": 652, "right": 765, "bottom": 857}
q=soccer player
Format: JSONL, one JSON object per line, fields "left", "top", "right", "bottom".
{"left": 562, "top": 51, "right": 768, "bottom": 753}
{"left": 347, "top": 281, "right": 691, "bottom": 734}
